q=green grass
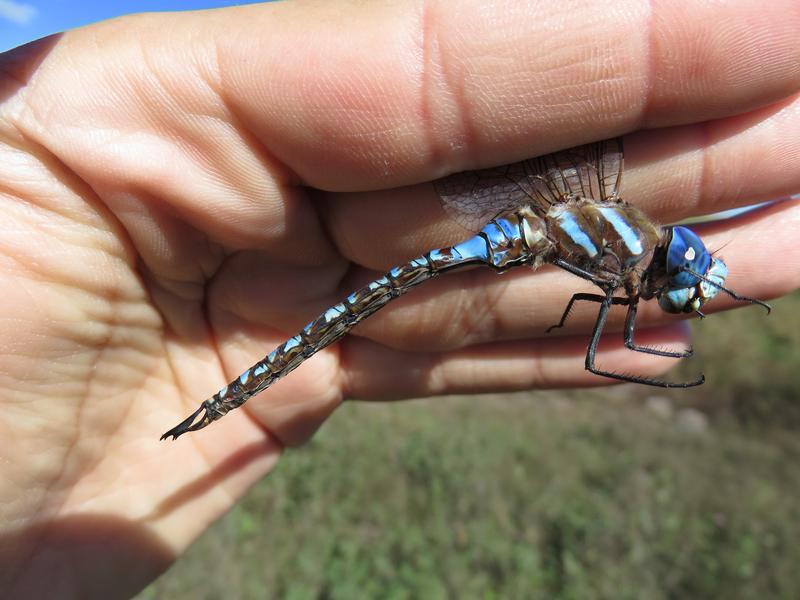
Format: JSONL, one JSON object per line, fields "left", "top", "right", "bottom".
{"left": 142, "top": 293, "right": 800, "bottom": 599}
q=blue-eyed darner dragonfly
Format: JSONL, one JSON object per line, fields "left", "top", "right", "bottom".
{"left": 162, "top": 138, "right": 769, "bottom": 440}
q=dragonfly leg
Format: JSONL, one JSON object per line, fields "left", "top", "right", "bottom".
{"left": 552, "top": 258, "right": 613, "bottom": 287}
{"left": 623, "top": 298, "right": 694, "bottom": 358}
{"left": 546, "top": 293, "right": 628, "bottom": 333}
{"left": 585, "top": 288, "right": 704, "bottom": 388}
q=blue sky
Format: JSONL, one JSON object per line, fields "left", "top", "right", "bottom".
{"left": 0, "top": 0, "right": 265, "bottom": 52}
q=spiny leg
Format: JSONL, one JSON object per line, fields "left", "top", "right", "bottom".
{"left": 584, "top": 288, "right": 704, "bottom": 388}
{"left": 548, "top": 258, "right": 617, "bottom": 334}
{"left": 546, "top": 292, "right": 628, "bottom": 333}
{"left": 623, "top": 297, "right": 693, "bottom": 359}
{"left": 552, "top": 258, "right": 614, "bottom": 287}
{"left": 548, "top": 291, "right": 694, "bottom": 359}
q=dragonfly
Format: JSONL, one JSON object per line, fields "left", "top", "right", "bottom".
{"left": 162, "top": 138, "right": 770, "bottom": 441}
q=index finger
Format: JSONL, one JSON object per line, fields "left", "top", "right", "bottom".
{"left": 218, "top": 0, "right": 800, "bottom": 189}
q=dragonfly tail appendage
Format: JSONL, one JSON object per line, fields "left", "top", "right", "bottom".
{"left": 160, "top": 404, "right": 213, "bottom": 440}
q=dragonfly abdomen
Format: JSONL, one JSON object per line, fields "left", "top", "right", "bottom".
{"left": 162, "top": 211, "right": 549, "bottom": 438}
{"left": 217, "top": 211, "right": 548, "bottom": 409}
{"left": 201, "top": 258, "right": 441, "bottom": 424}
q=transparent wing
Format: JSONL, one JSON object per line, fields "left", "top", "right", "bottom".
{"left": 434, "top": 138, "right": 624, "bottom": 231}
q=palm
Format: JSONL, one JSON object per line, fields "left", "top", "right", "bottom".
{"left": 0, "top": 37, "right": 355, "bottom": 594}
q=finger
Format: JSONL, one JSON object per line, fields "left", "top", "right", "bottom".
{"left": 193, "top": 311, "right": 689, "bottom": 444}
{"left": 210, "top": 200, "right": 798, "bottom": 354}
{"left": 11, "top": 1, "right": 798, "bottom": 262}
{"left": 208, "top": 303, "right": 693, "bottom": 407}
{"left": 215, "top": 0, "right": 800, "bottom": 189}
{"left": 340, "top": 323, "right": 695, "bottom": 400}
{"left": 326, "top": 200, "right": 798, "bottom": 352}
{"left": 624, "top": 94, "right": 800, "bottom": 223}
{"left": 324, "top": 95, "right": 800, "bottom": 269}
{"left": 699, "top": 199, "right": 800, "bottom": 309}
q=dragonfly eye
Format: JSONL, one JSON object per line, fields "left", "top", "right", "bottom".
{"left": 658, "top": 257, "right": 728, "bottom": 313}
{"left": 658, "top": 286, "right": 695, "bottom": 314}
{"left": 665, "top": 226, "right": 712, "bottom": 289}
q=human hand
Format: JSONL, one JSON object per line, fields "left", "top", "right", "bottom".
{"left": 1, "top": 1, "right": 798, "bottom": 596}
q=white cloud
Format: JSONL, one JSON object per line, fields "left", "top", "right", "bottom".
{"left": 0, "top": 0, "right": 37, "bottom": 25}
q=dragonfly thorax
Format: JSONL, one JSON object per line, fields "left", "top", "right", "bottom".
{"left": 547, "top": 200, "right": 660, "bottom": 276}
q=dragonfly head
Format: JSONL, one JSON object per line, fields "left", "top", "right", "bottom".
{"left": 656, "top": 226, "right": 727, "bottom": 314}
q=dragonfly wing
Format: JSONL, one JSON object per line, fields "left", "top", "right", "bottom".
{"left": 525, "top": 137, "right": 624, "bottom": 206}
{"left": 434, "top": 163, "right": 536, "bottom": 231}
{"left": 435, "top": 138, "right": 624, "bottom": 231}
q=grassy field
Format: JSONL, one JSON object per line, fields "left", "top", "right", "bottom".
{"left": 142, "top": 293, "right": 800, "bottom": 600}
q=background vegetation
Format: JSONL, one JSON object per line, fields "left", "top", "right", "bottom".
{"left": 142, "top": 292, "right": 800, "bottom": 599}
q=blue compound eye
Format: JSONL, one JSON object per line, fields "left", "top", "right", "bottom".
{"left": 658, "top": 286, "right": 694, "bottom": 314}
{"left": 665, "top": 226, "right": 712, "bottom": 289}
{"left": 658, "top": 257, "right": 728, "bottom": 314}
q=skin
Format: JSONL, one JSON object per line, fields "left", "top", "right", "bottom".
{"left": 0, "top": 0, "right": 799, "bottom": 596}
